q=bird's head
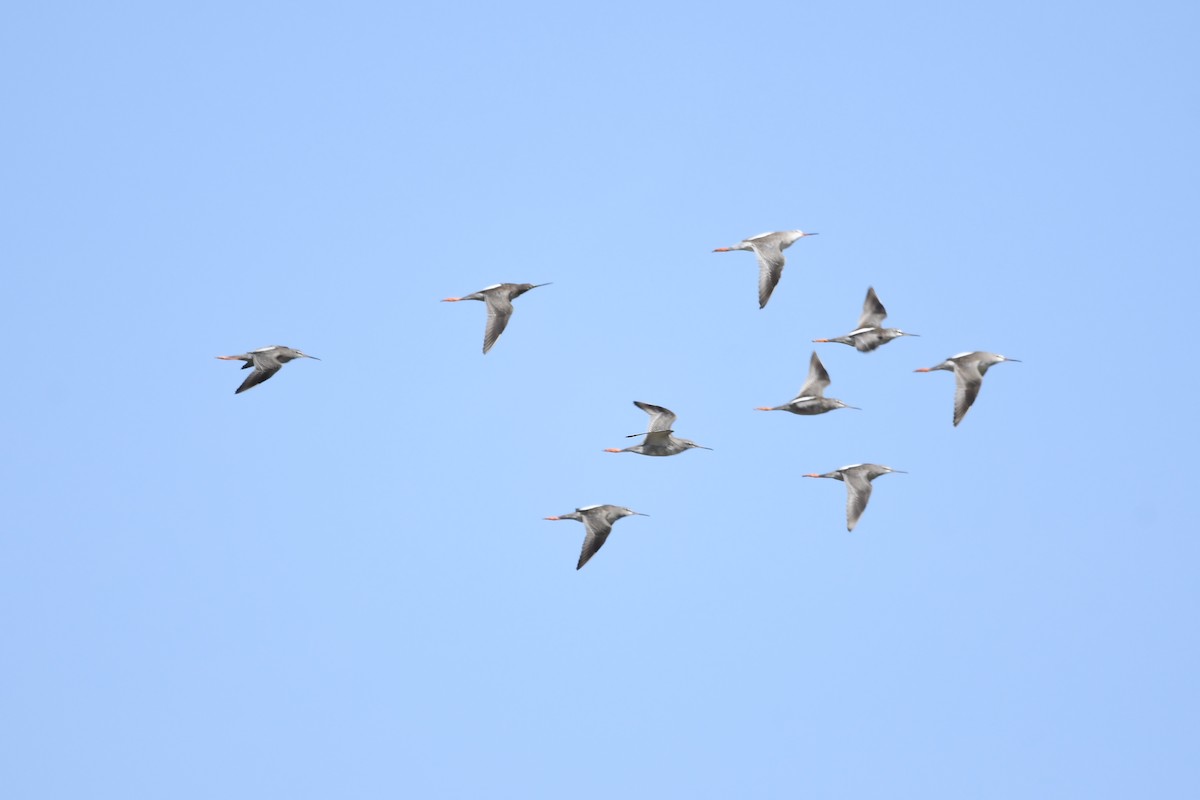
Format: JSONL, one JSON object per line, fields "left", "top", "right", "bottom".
{"left": 514, "top": 282, "right": 552, "bottom": 297}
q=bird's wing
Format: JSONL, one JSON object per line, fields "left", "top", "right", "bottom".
{"left": 797, "top": 352, "right": 831, "bottom": 398}
{"left": 633, "top": 401, "right": 676, "bottom": 432}
{"left": 750, "top": 241, "right": 786, "bottom": 308}
{"left": 843, "top": 472, "right": 875, "bottom": 531}
{"left": 856, "top": 287, "right": 888, "bottom": 329}
{"left": 953, "top": 364, "right": 985, "bottom": 426}
{"left": 577, "top": 515, "right": 615, "bottom": 570}
{"left": 236, "top": 356, "right": 281, "bottom": 394}
{"left": 482, "top": 296, "right": 515, "bottom": 354}
{"left": 252, "top": 351, "right": 282, "bottom": 369}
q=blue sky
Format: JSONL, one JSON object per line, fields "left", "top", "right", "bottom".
{"left": 2, "top": 1, "right": 1198, "bottom": 797}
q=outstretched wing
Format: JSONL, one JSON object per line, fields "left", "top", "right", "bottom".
{"left": 235, "top": 354, "right": 281, "bottom": 393}
{"left": 750, "top": 241, "right": 786, "bottom": 309}
{"left": 843, "top": 471, "right": 875, "bottom": 531}
{"left": 577, "top": 515, "right": 615, "bottom": 570}
{"left": 856, "top": 287, "right": 888, "bottom": 330}
{"left": 633, "top": 401, "right": 676, "bottom": 433}
{"left": 796, "top": 351, "right": 831, "bottom": 399}
{"left": 482, "top": 296, "right": 515, "bottom": 354}
{"left": 953, "top": 363, "right": 985, "bottom": 426}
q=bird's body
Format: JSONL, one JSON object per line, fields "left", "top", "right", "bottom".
{"left": 756, "top": 351, "right": 859, "bottom": 415}
{"left": 914, "top": 351, "right": 1019, "bottom": 426}
{"left": 605, "top": 401, "right": 712, "bottom": 456}
{"left": 442, "top": 282, "right": 550, "bottom": 354}
{"left": 813, "top": 286, "right": 917, "bottom": 352}
{"left": 804, "top": 464, "right": 905, "bottom": 531}
{"left": 216, "top": 345, "right": 319, "bottom": 394}
{"left": 712, "top": 229, "right": 817, "bottom": 308}
{"left": 543, "top": 504, "right": 648, "bottom": 570}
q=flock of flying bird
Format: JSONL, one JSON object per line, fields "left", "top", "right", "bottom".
{"left": 217, "top": 228, "right": 1019, "bottom": 569}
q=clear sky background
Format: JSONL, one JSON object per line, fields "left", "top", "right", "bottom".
{"left": 2, "top": 1, "right": 1198, "bottom": 797}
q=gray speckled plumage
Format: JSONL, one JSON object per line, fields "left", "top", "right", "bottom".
{"left": 915, "top": 351, "right": 1019, "bottom": 426}
{"left": 442, "top": 282, "right": 550, "bottom": 354}
{"left": 804, "top": 464, "right": 905, "bottom": 531}
{"left": 605, "top": 401, "right": 712, "bottom": 456}
{"left": 756, "top": 351, "right": 859, "bottom": 415}
{"left": 216, "top": 345, "right": 319, "bottom": 394}
{"left": 814, "top": 287, "right": 917, "bottom": 352}
{"left": 712, "top": 230, "right": 817, "bottom": 309}
{"left": 543, "top": 505, "right": 648, "bottom": 570}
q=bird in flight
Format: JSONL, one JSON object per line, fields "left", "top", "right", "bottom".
{"left": 216, "top": 345, "right": 319, "bottom": 394}
{"left": 442, "top": 282, "right": 551, "bottom": 354}
{"left": 914, "top": 351, "right": 1019, "bottom": 426}
{"left": 605, "top": 401, "right": 712, "bottom": 456}
{"left": 804, "top": 464, "right": 905, "bottom": 531}
{"left": 813, "top": 286, "right": 918, "bottom": 352}
{"left": 543, "top": 505, "right": 649, "bottom": 570}
{"left": 756, "top": 351, "right": 859, "bottom": 415}
{"left": 712, "top": 229, "right": 817, "bottom": 308}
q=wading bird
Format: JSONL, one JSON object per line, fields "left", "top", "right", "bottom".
{"left": 604, "top": 401, "right": 712, "bottom": 456}
{"left": 442, "top": 282, "right": 550, "bottom": 354}
{"left": 756, "top": 351, "right": 859, "bottom": 415}
{"left": 543, "top": 505, "right": 648, "bottom": 570}
{"left": 804, "top": 464, "right": 905, "bottom": 531}
{"left": 914, "top": 351, "right": 1019, "bottom": 426}
{"left": 712, "top": 230, "right": 817, "bottom": 308}
{"left": 216, "top": 346, "right": 319, "bottom": 394}
{"left": 813, "top": 286, "right": 917, "bottom": 352}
